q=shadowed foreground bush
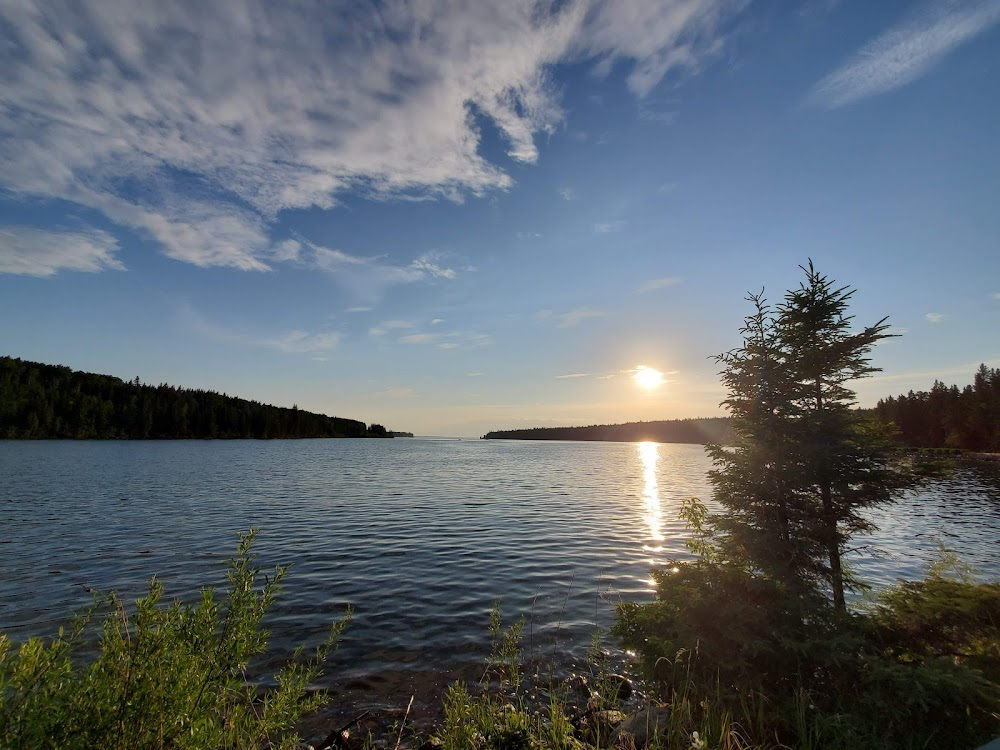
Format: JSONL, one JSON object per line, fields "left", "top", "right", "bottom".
{"left": 0, "top": 530, "right": 348, "bottom": 750}
{"left": 614, "top": 546, "right": 1000, "bottom": 750}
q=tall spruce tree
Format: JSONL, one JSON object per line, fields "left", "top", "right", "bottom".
{"left": 709, "top": 262, "right": 920, "bottom": 611}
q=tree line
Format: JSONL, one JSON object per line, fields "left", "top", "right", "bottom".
{"left": 0, "top": 356, "right": 391, "bottom": 440}
{"left": 481, "top": 417, "right": 733, "bottom": 444}
{"left": 874, "top": 364, "right": 1000, "bottom": 451}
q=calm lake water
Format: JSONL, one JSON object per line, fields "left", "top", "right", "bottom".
{"left": 2, "top": 438, "right": 999, "bottom": 713}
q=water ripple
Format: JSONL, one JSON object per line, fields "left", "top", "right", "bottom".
{"left": 1, "top": 439, "right": 998, "bottom": 690}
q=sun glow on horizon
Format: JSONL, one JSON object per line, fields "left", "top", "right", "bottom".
{"left": 633, "top": 365, "right": 665, "bottom": 390}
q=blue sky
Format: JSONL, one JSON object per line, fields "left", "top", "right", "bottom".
{"left": 1, "top": 0, "right": 998, "bottom": 437}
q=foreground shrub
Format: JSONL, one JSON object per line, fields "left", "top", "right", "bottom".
{"left": 614, "top": 549, "right": 1000, "bottom": 750}
{"left": 0, "top": 530, "right": 348, "bottom": 750}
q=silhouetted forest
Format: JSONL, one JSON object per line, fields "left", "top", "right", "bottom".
{"left": 874, "top": 363, "right": 1000, "bottom": 451}
{"left": 0, "top": 356, "right": 391, "bottom": 440}
{"left": 482, "top": 417, "right": 734, "bottom": 444}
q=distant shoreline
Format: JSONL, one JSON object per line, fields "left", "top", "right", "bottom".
{"left": 482, "top": 417, "right": 734, "bottom": 445}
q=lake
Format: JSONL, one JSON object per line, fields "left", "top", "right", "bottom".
{"left": 2, "top": 438, "right": 999, "bottom": 717}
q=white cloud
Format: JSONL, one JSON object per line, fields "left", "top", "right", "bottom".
{"left": 575, "top": 0, "right": 748, "bottom": 97}
{"left": 925, "top": 312, "right": 947, "bottom": 323}
{"left": 181, "top": 305, "right": 339, "bottom": 353}
{"left": 369, "top": 320, "right": 415, "bottom": 337}
{"left": 558, "top": 187, "right": 577, "bottom": 201}
{"left": 555, "top": 373, "right": 589, "bottom": 379}
{"left": 0, "top": 0, "right": 746, "bottom": 270}
{"left": 399, "top": 333, "right": 437, "bottom": 345}
{"left": 410, "top": 253, "right": 457, "bottom": 280}
{"left": 636, "top": 276, "right": 681, "bottom": 294}
{"left": 657, "top": 181, "right": 679, "bottom": 193}
{"left": 594, "top": 220, "right": 627, "bottom": 233}
{"left": 346, "top": 306, "right": 373, "bottom": 313}
{"left": 467, "top": 371, "right": 485, "bottom": 377}
{"left": 300, "top": 240, "right": 456, "bottom": 301}
{"left": 0, "top": 225, "right": 123, "bottom": 276}
{"left": 396, "top": 330, "right": 491, "bottom": 348}
{"left": 991, "top": 292, "right": 1000, "bottom": 300}
{"left": 431, "top": 318, "right": 445, "bottom": 325}
{"left": 809, "top": 1, "right": 1000, "bottom": 108}
{"left": 556, "top": 308, "right": 606, "bottom": 328}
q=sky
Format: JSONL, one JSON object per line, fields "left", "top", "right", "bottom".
{"left": 1, "top": 0, "right": 998, "bottom": 437}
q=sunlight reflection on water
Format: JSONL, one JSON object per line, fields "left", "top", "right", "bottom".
{"left": 1, "top": 439, "right": 998, "bottom": 703}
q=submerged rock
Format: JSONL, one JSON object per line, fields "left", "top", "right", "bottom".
{"left": 603, "top": 674, "right": 633, "bottom": 701}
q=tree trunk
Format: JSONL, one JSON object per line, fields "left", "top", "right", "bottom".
{"left": 822, "top": 481, "right": 845, "bottom": 612}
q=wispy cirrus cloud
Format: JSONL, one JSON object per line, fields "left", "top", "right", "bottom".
{"left": 301, "top": 240, "right": 458, "bottom": 301}
{"left": 0, "top": 0, "right": 747, "bottom": 272}
{"left": 636, "top": 276, "right": 681, "bottom": 294}
{"left": 180, "top": 305, "right": 340, "bottom": 353}
{"left": 594, "top": 220, "right": 627, "bottom": 233}
{"left": 925, "top": 312, "right": 947, "bottom": 323}
{"left": 369, "top": 320, "right": 415, "bottom": 337}
{"left": 809, "top": 1, "right": 1000, "bottom": 108}
{"left": 555, "top": 373, "right": 589, "bottom": 379}
{"left": 0, "top": 225, "right": 123, "bottom": 276}
{"left": 398, "top": 330, "right": 491, "bottom": 349}
{"left": 555, "top": 308, "right": 607, "bottom": 328}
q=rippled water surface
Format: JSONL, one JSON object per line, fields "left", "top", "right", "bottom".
{"left": 2, "top": 438, "right": 999, "bottom": 705}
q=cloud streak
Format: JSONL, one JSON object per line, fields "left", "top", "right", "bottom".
{"left": 181, "top": 305, "right": 339, "bottom": 353}
{"left": 0, "top": 225, "right": 124, "bottom": 276}
{"left": 809, "top": 1, "right": 1000, "bottom": 108}
{"left": 594, "top": 220, "right": 627, "bottom": 233}
{"left": 556, "top": 308, "right": 606, "bottom": 328}
{"left": 636, "top": 276, "right": 681, "bottom": 294}
{"left": 0, "top": 0, "right": 747, "bottom": 271}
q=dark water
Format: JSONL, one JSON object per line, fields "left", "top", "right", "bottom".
{"left": 2, "top": 439, "right": 999, "bottom": 714}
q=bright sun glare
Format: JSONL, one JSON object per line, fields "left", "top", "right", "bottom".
{"left": 633, "top": 365, "right": 665, "bottom": 390}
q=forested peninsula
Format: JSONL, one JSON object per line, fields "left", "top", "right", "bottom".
{"left": 482, "top": 417, "right": 734, "bottom": 444}
{"left": 0, "top": 356, "right": 391, "bottom": 439}
{"left": 483, "top": 364, "right": 1000, "bottom": 451}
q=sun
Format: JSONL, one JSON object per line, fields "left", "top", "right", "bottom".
{"left": 633, "top": 365, "right": 665, "bottom": 390}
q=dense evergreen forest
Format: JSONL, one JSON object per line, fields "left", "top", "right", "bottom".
{"left": 874, "top": 363, "right": 1000, "bottom": 451}
{"left": 482, "top": 417, "right": 734, "bottom": 444}
{"left": 0, "top": 356, "right": 391, "bottom": 440}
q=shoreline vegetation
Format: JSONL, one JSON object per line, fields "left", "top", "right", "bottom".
{"left": 0, "top": 356, "right": 396, "bottom": 440}
{"left": 3, "top": 265, "right": 999, "bottom": 749}
{"left": 481, "top": 418, "right": 734, "bottom": 445}
{"left": 482, "top": 363, "right": 1000, "bottom": 456}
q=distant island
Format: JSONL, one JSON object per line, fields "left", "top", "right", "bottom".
{"left": 482, "top": 417, "right": 734, "bottom": 444}
{"left": 390, "top": 431, "right": 414, "bottom": 437}
{"left": 0, "top": 356, "right": 394, "bottom": 440}
{"left": 482, "top": 364, "right": 1000, "bottom": 451}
